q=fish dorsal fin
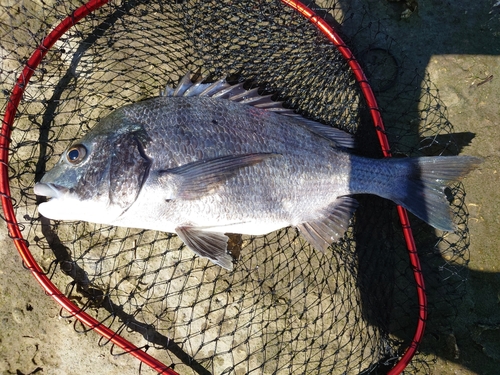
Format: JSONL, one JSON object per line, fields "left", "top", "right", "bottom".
{"left": 295, "top": 119, "right": 355, "bottom": 149}
{"left": 161, "top": 72, "right": 295, "bottom": 116}
{"left": 161, "top": 73, "right": 231, "bottom": 97}
{"left": 162, "top": 72, "right": 355, "bottom": 148}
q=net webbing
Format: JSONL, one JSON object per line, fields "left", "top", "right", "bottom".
{"left": 0, "top": 1, "right": 470, "bottom": 374}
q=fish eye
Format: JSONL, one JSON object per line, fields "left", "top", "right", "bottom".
{"left": 66, "top": 144, "right": 87, "bottom": 164}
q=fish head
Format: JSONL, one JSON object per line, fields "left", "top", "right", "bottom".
{"left": 34, "top": 109, "right": 151, "bottom": 224}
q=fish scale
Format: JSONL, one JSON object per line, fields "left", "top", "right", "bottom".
{"left": 34, "top": 73, "right": 481, "bottom": 270}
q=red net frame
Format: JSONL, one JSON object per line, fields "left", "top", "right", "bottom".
{"left": 0, "top": 0, "right": 426, "bottom": 374}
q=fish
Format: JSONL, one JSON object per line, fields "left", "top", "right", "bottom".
{"left": 34, "top": 73, "right": 482, "bottom": 270}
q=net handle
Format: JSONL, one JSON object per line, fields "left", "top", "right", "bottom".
{"left": 279, "top": 1, "right": 427, "bottom": 373}
{"left": 0, "top": 0, "right": 178, "bottom": 374}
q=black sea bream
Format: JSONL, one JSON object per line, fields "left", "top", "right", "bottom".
{"left": 34, "top": 74, "right": 481, "bottom": 269}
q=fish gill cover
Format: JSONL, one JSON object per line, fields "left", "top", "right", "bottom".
{"left": 0, "top": 0, "right": 472, "bottom": 374}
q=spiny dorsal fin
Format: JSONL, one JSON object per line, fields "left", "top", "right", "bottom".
{"left": 162, "top": 72, "right": 355, "bottom": 148}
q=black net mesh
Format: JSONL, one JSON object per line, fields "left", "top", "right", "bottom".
{"left": 0, "top": 1, "right": 471, "bottom": 374}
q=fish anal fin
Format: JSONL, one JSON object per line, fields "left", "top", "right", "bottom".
{"left": 175, "top": 226, "right": 234, "bottom": 270}
{"left": 297, "top": 196, "right": 358, "bottom": 252}
{"left": 160, "top": 153, "right": 278, "bottom": 200}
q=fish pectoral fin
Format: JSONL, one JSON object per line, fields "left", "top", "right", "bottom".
{"left": 175, "top": 226, "right": 234, "bottom": 270}
{"left": 160, "top": 153, "right": 279, "bottom": 200}
{"left": 297, "top": 196, "right": 358, "bottom": 252}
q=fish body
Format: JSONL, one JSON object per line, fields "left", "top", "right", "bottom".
{"left": 34, "top": 74, "right": 481, "bottom": 269}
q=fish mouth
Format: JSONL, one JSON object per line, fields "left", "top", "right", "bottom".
{"left": 33, "top": 182, "right": 69, "bottom": 200}
{"left": 34, "top": 182, "right": 121, "bottom": 223}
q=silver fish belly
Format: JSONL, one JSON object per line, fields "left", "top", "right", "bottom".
{"left": 34, "top": 73, "right": 482, "bottom": 269}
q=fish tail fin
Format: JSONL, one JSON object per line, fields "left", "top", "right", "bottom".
{"left": 390, "top": 156, "right": 482, "bottom": 231}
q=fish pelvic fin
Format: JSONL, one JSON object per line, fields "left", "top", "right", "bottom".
{"left": 175, "top": 226, "right": 234, "bottom": 270}
{"left": 297, "top": 196, "right": 358, "bottom": 252}
{"left": 390, "top": 155, "right": 482, "bottom": 231}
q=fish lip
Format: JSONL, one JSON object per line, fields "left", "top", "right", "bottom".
{"left": 34, "top": 182, "right": 69, "bottom": 199}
